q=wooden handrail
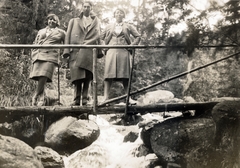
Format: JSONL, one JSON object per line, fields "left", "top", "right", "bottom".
{"left": 0, "top": 44, "right": 238, "bottom": 49}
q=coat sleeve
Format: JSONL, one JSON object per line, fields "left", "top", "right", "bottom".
{"left": 102, "top": 25, "right": 114, "bottom": 45}
{"left": 59, "top": 29, "right": 66, "bottom": 44}
{"left": 33, "top": 31, "right": 40, "bottom": 44}
{"left": 100, "top": 25, "right": 107, "bottom": 43}
{"left": 63, "top": 19, "right": 74, "bottom": 57}
{"left": 129, "top": 24, "right": 141, "bottom": 45}
{"left": 33, "top": 29, "right": 46, "bottom": 44}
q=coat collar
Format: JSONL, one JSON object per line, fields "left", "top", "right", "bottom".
{"left": 36, "top": 27, "right": 59, "bottom": 44}
{"left": 110, "top": 22, "right": 131, "bottom": 44}
{"left": 104, "top": 22, "right": 131, "bottom": 45}
{"left": 110, "top": 22, "right": 127, "bottom": 36}
{"left": 78, "top": 11, "right": 98, "bottom": 32}
{"left": 45, "top": 27, "right": 60, "bottom": 38}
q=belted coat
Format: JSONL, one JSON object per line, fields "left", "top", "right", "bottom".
{"left": 63, "top": 12, "right": 101, "bottom": 83}
{"left": 101, "top": 22, "right": 141, "bottom": 79}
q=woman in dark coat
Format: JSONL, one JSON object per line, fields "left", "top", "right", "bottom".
{"left": 101, "top": 8, "right": 141, "bottom": 102}
{"left": 30, "top": 14, "right": 65, "bottom": 106}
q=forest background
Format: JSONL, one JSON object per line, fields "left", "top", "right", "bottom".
{"left": 0, "top": 0, "right": 240, "bottom": 106}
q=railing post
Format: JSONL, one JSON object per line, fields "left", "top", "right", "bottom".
{"left": 57, "top": 64, "right": 61, "bottom": 105}
{"left": 124, "top": 49, "right": 135, "bottom": 118}
{"left": 93, "top": 48, "right": 98, "bottom": 115}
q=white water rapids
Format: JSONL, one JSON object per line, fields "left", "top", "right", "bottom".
{"left": 62, "top": 114, "right": 166, "bottom": 168}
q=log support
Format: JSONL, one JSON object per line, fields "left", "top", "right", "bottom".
{"left": 0, "top": 102, "right": 219, "bottom": 122}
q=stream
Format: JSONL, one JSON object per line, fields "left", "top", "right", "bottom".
{"left": 62, "top": 114, "right": 165, "bottom": 168}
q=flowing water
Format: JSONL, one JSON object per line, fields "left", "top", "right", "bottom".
{"left": 63, "top": 114, "right": 162, "bottom": 168}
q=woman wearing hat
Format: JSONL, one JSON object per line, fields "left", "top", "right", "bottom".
{"left": 101, "top": 8, "right": 141, "bottom": 103}
{"left": 30, "top": 14, "right": 65, "bottom": 106}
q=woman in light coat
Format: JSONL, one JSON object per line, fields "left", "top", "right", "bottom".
{"left": 101, "top": 8, "right": 141, "bottom": 102}
{"left": 30, "top": 14, "right": 65, "bottom": 106}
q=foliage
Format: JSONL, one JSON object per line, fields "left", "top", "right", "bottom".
{"left": 1, "top": 0, "right": 240, "bottom": 106}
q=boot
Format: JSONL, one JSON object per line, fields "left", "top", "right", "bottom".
{"left": 82, "top": 97, "right": 89, "bottom": 106}
{"left": 70, "top": 96, "right": 80, "bottom": 106}
{"left": 37, "top": 93, "right": 45, "bottom": 106}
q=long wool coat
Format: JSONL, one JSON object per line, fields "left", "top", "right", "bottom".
{"left": 101, "top": 22, "right": 141, "bottom": 80}
{"left": 63, "top": 12, "right": 100, "bottom": 83}
{"left": 31, "top": 27, "right": 65, "bottom": 64}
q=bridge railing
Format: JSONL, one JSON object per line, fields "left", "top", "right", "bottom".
{"left": 0, "top": 44, "right": 148, "bottom": 115}
{"left": 0, "top": 44, "right": 238, "bottom": 49}
{"left": 0, "top": 44, "right": 239, "bottom": 116}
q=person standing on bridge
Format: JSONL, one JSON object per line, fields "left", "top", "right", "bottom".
{"left": 30, "top": 14, "right": 65, "bottom": 106}
{"left": 101, "top": 8, "right": 141, "bottom": 103}
{"left": 62, "top": 1, "right": 101, "bottom": 106}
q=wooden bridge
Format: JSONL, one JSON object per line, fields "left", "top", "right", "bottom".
{"left": 0, "top": 44, "right": 239, "bottom": 121}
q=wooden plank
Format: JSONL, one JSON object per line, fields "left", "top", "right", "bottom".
{"left": 0, "top": 102, "right": 219, "bottom": 116}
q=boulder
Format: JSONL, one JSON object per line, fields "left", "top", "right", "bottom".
{"left": 139, "top": 113, "right": 164, "bottom": 152}
{"left": 139, "top": 118, "right": 160, "bottom": 152}
{"left": 134, "top": 144, "right": 151, "bottom": 157}
{"left": 137, "top": 90, "right": 174, "bottom": 105}
{"left": 0, "top": 134, "right": 43, "bottom": 168}
{"left": 150, "top": 117, "right": 215, "bottom": 166}
{"left": 144, "top": 153, "right": 162, "bottom": 168}
{"left": 64, "top": 143, "right": 109, "bottom": 168}
{"left": 44, "top": 116, "right": 100, "bottom": 154}
{"left": 34, "top": 146, "right": 64, "bottom": 168}
{"left": 123, "top": 131, "right": 139, "bottom": 142}
{"left": 211, "top": 100, "right": 240, "bottom": 167}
